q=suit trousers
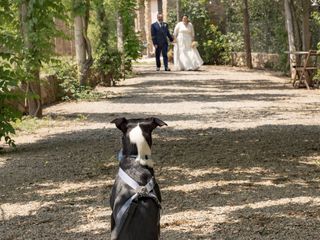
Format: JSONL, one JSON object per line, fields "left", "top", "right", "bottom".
{"left": 155, "top": 44, "right": 168, "bottom": 69}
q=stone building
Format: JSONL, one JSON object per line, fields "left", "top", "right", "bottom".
{"left": 135, "top": 0, "right": 176, "bottom": 57}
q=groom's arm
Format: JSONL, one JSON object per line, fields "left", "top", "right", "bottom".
{"left": 166, "top": 25, "right": 174, "bottom": 42}
{"left": 151, "top": 24, "right": 158, "bottom": 46}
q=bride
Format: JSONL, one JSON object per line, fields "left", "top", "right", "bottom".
{"left": 173, "top": 15, "right": 204, "bottom": 71}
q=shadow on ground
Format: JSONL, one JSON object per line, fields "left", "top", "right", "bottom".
{"left": 104, "top": 78, "right": 293, "bottom": 104}
{"left": 1, "top": 123, "right": 320, "bottom": 239}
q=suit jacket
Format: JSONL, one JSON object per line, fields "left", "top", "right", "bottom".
{"left": 151, "top": 22, "right": 173, "bottom": 46}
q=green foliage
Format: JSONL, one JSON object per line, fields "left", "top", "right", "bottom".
{"left": 311, "top": 11, "right": 320, "bottom": 48}
{"left": 0, "top": 0, "right": 70, "bottom": 146}
{"left": 91, "top": 0, "right": 123, "bottom": 85}
{"left": 22, "top": 0, "right": 68, "bottom": 70}
{"left": 179, "top": 0, "right": 231, "bottom": 64}
{"left": 94, "top": 48, "right": 123, "bottom": 86}
{"left": 90, "top": 0, "right": 141, "bottom": 84}
{"left": 248, "top": 0, "right": 287, "bottom": 53}
{"left": 49, "top": 59, "right": 102, "bottom": 101}
{"left": 12, "top": 116, "right": 51, "bottom": 134}
{"left": 0, "top": 62, "right": 22, "bottom": 147}
{"left": 201, "top": 25, "right": 231, "bottom": 64}
{"left": 0, "top": 1, "right": 23, "bottom": 147}
{"left": 225, "top": 32, "right": 244, "bottom": 52}
{"left": 72, "top": 0, "right": 90, "bottom": 16}
{"left": 222, "top": 0, "right": 287, "bottom": 54}
{"left": 118, "top": 0, "right": 142, "bottom": 65}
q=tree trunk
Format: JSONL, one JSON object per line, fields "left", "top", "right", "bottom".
{"left": 20, "top": 0, "right": 42, "bottom": 118}
{"left": 157, "top": 0, "right": 163, "bottom": 13}
{"left": 73, "top": 0, "right": 93, "bottom": 86}
{"left": 284, "top": 0, "right": 296, "bottom": 79}
{"left": 74, "top": 15, "right": 87, "bottom": 85}
{"left": 27, "top": 70, "right": 42, "bottom": 117}
{"left": 291, "top": 3, "right": 302, "bottom": 50}
{"left": 117, "top": 12, "right": 124, "bottom": 53}
{"left": 117, "top": 10, "right": 126, "bottom": 82}
{"left": 176, "top": 0, "right": 180, "bottom": 22}
{"left": 301, "top": 0, "right": 311, "bottom": 51}
{"left": 242, "top": 0, "right": 252, "bottom": 69}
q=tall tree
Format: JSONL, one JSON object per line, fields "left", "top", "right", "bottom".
{"left": 116, "top": 12, "right": 124, "bottom": 53}
{"left": 117, "top": 0, "right": 141, "bottom": 71}
{"left": 73, "top": 0, "right": 93, "bottom": 85}
{"left": 20, "top": 0, "right": 42, "bottom": 117}
{"left": 284, "top": 0, "right": 296, "bottom": 78}
{"left": 242, "top": 0, "right": 252, "bottom": 69}
{"left": 19, "top": 0, "right": 66, "bottom": 117}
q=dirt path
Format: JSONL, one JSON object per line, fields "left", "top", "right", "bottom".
{"left": 1, "top": 65, "right": 320, "bottom": 240}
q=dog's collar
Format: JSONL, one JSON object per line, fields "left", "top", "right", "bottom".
{"left": 117, "top": 149, "right": 151, "bottom": 162}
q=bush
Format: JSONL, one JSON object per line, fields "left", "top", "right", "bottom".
{"left": 0, "top": 59, "right": 22, "bottom": 147}
{"left": 94, "top": 48, "right": 123, "bottom": 86}
{"left": 201, "top": 25, "right": 231, "bottom": 65}
{"left": 48, "top": 59, "right": 102, "bottom": 101}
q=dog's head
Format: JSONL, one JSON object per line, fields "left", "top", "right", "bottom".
{"left": 111, "top": 117, "right": 167, "bottom": 167}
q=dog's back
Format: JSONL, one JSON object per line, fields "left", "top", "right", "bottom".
{"left": 110, "top": 162, "right": 161, "bottom": 240}
{"left": 109, "top": 117, "right": 167, "bottom": 240}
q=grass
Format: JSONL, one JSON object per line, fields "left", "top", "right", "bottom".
{"left": 12, "top": 114, "right": 88, "bottom": 135}
{"left": 12, "top": 116, "right": 52, "bottom": 134}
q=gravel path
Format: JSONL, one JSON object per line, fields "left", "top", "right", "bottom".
{"left": 1, "top": 65, "right": 320, "bottom": 240}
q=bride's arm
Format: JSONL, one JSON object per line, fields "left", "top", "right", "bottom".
{"left": 173, "top": 22, "right": 179, "bottom": 41}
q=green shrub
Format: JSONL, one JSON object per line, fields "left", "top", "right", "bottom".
{"left": 201, "top": 25, "right": 231, "bottom": 65}
{"left": 94, "top": 48, "right": 123, "bottom": 86}
{"left": 0, "top": 60, "right": 22, "bottom": 147}
{"left": 48, "top": 59, "right": 102, "bottom": 101}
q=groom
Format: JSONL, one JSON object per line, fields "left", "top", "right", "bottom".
{"left": 151, "top": 13, "right": 173, "bottom": 71}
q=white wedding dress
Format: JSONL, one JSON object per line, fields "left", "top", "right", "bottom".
{"left": 173, "top": 22, "right": 204, "bottom": 71}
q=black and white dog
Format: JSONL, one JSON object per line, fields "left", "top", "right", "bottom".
{"left": 110, "top": 117, "right": 167, "bottom": 240}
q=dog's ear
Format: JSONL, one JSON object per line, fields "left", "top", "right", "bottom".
{"left": 151, "top": 117, "right": 167, "bottom": 130}
{"left": 111, "top": 117, "right": 128, "bottom": 133}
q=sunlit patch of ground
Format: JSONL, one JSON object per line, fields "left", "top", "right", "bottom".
{"left": 1, "top": 65, "right": 320, "bottom": 239}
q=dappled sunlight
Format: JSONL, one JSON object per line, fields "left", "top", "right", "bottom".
{"left": 299, "top": 154, "right": 320, "bottom": 167}
{"left": 227, "top": 196, "right": 320, "bottom": 211}
{"left": 161, "top": 196, "right": 320, "bottom": 238}
{"left": 66, "top": 206, "right": 110, "bottom": 234}
{"left": 0, "top": 157, "right": 8, "bottom": 168}
{"left": 33, "top": 179, "right": 113, "bottom": 197}
{"left": 0, "top": 201, "right": 55, "bottom": 220}
{"left": 162, "top": 180, "right": 251, "bottom": 192}
{"left": 162, "top": 209, "right": 215, "bottom": 231}
{"left": 2, "top": 66, "right": 320, "bottom": 239}
{"left": 160, "top": 166, "right": 228, "bottom": 177}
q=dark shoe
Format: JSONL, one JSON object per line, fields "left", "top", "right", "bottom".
{"left": 156, "top": 67, "right": 160, "bottom": 71}
{"left": 165, "top": 68, "right": 171, "bottom": 71}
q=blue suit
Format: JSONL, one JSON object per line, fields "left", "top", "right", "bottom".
{"left": 151, "top": 21, "right": 173, "bottom": 69}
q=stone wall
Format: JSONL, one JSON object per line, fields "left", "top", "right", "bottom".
{"left": 54, "top": 19, "right": 75, "bottom": 56}
{"left": 40, "top": 75, "right": 62, "bottom": 106}
{"left": 231, "top": 52, "right": 280, "bottom": 69}
{"left": 9, "top": 75, "right": 62, "bottom": 114}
